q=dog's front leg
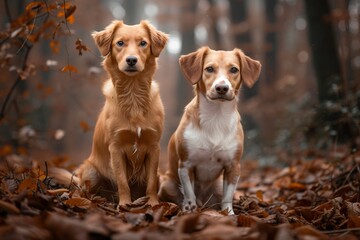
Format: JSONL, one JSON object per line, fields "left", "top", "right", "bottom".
{"left": 145, "top": 145, "right": 160, "bottom": 206}
{"left": 178, "top": 163, "right": 197, "bottom": 212}
{"left": 222, "top": 163, "right": 240, "bottom": 215}
{"left": 109, "top": 143, "right": 131, "bottom": 207}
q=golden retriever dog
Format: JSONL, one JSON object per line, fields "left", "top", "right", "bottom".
{"left": 52, "top": 20, "right": 168, "bottom": 207}
{"left": 159, "top": 47, "right": 261, "bottom": 214}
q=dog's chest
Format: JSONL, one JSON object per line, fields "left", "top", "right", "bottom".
{"left": 116, "top": 128, "right": 158, "bottom": 160}
{"left": 183, "top": 113, "right": 239, "bottom": 182}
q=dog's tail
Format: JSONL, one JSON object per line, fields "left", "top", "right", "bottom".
{"left": 48, "top": 167, "right": 80, "bottom": 187}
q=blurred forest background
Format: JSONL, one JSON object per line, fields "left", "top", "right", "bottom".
{"left": 0, "top": 0, "right": 359, "bottom": 171}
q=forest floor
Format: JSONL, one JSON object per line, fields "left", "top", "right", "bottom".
{"left": 0, "top": 147, "right": 359, "bottom": 240}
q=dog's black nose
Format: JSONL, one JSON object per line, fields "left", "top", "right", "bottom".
{"left": 126, "top": 56, "right": 138, "bottom": 66}
{"left": 215, "top": 83, "right": 229, "bottom": 95}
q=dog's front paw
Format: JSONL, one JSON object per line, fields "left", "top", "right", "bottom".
{"left": 117, "top": 198, "right": 132, "bottom": 211}
{"left": 147, "top": 196, "right": 159, "bottom": 206}
{"left": 222, "top": 204, "right": 235, "bottom": 215}
{"left": 182, "top": 199, "right": 197, "bottom": 213}
{"left": 227, "top": 208, "right": 235, "bottom": 215}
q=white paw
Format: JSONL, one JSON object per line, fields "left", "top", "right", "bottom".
{"left": 222, "top": 204, "right": 235, "bottom": 215}
{"left": 182, "top": 198, "right": 197, "bottom": 212}
{"left": 227, "top": 208, "right": 235, "bottom": 215}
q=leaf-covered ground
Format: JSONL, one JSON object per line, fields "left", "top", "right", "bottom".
{"left": 0, "top": 149, "right": 359, "bottom": 240}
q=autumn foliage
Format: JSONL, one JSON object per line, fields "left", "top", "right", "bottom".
{"left": 0, "top": 150, "right": 359, "bottom": 239}
{"left": 1, "top": 1, "right": 360, "bottom": 239}
{"left": 0, "top": 0, "right": 87, "bottom": 121}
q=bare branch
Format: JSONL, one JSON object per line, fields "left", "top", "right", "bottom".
{"left": 0, "top": 45, "right": 31, "bottom": 121}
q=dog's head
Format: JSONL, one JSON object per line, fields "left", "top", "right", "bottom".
{"left": 179, "top": 47, "right": 261, "bottom": 101}
{"left": 92, "top": 20, "right": 168, "bottom": 76}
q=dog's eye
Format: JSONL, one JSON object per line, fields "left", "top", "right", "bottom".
{"left": 230, "top": 67, "right": 239, "bottom": 74}
{"left": 205, "top": 66, "right": 214, "bottom": 73}
{"left": 140, "top": 41, "right": 147, "bottom": 47}
{"left": 116, "top": 41, "right": 124, "bottom": 47}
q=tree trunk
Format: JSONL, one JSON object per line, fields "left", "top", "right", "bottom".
{"left": 304, "top": 0, "right": 357, "bottom": 145}
{"left": 304, "top": 0, "right": 343, "bottom": 103}
{"left": 264, "top": 0, "right": 278, "bottom": 85}
{"left": 175, "top": 1, "right": 197, "bottom": 116}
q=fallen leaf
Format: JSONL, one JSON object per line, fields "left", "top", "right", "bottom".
{"left": 237, "top": 214, "right": 257, "bottom": 227}
{"left": 126, "top": 196, "right": 150, "bottom": 208}
{"left": 45, "top": 212, "right": 88, "bottom": 239}
{"left": 0, "top": 200, "right": 20, "bottom": 214}
{"left": 294, "top": 225, "right": 328, "bottom": 240}
{"left": 64, "top": 197, "right": 91, "bottom": 209}
{"left": 256, "top": 190, "right": 264, "bottom": 201}
{"left": 18, "top": 178, "right": 37, "bottom": 192}
{"left": 195, "top": 223, "right": 246, "bottom": 240}
{"left": 46, "top": 188, "right": 69, "bottom": 195}
{"left": 288, "top": 182, "right": 306, "bottom": 192}
{"left": 348, "top": 214, "right": 360, "bottom": 228}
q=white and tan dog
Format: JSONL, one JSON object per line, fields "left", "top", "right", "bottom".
{"left": 159, "top": 47, "right": 261, "bottom": 214}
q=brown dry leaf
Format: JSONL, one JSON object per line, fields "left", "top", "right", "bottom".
{"left": 0, "top": 144, "right": 12, "bottom": 156}
{"left": 64, "top": 197, "right": 91, "bottom": 209}
{"left": 6, "top": 215, "right": 51, "bottom": 239}
{"left": 45, "top": 212, "right": 88, "bottom": 239}
{"left": 175, "top": 213, "right": 202, "bottom": 234}
{"left": 312, "top": 200, "right": 334, "bottom": 212}
{"left": 237, "top": 214, "right": 257, "bottom": 227}
{"left": 295, "top": 207, "right": 315, "bottom": 222}
{"left": 348, "top": 214, "right": 360, "bottom": 228}
{"left": 294, "top": 225, "right": 328, "bottom": 240}
{"left": 256, "top": 190, "right": 264, "bottom": 201}
{"left": 46, "top": 188, "right": 69, "bottom": 195}
{"left": 273, "top": 176, "right": 292, "bottom": 189}
{"left": 18, "top": 178, "right": 37, "bottom": 192}
{"left": 2, "top": 179, "right": 18, "bottom": 193}
{"left": 152, "top": 202, "right": 179, "bottom": 218}
{"left": 238, "top": 196, "right": 260, "bottom": 211}
{"left": 126, "top": 196, "right": 150, "bottom": 208}
{"left": 0, "top": 200, "right": 20, "bottom": 214}
{"left": 346, "top": 201, "right": 360, "bottom": 216}
{"left": 288, "top": 182, "right": 306, "bottom": 192}
{"left": 124, "top": 212, "right": 147, "bottom": 226}
{"left": 104, "top": 216, "right": 132, "bottom": 234}
{"left": 84, "top": 213, "right": 109, "bottom": 236}
{"left": 195, "top": 223, "right": 247, "bottom": 240}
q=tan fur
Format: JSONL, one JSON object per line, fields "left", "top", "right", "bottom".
{"left": 54, "top": 21, "right": 168, "bottom": 207}
{"left": 159, "top": 47, "right": 261, "bottom": 213}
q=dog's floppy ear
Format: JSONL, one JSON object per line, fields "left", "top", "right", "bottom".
{"left": 141, "top": 21, "right": 169, "bottom": 57}
{"left": 179, "top": 47, "right": 209, "bottom": 85}
{"left": 234, "top": 48, "right": 262, "bottom": 88}
{"left": 92, "top": 20, "right": 123, "bottom": 56}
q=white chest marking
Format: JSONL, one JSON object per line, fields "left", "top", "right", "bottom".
{"left": 132, "top": 127, "right": 141, "bottom": 155}
{"left": 137, "top": 127, "right": 141, "bottom": 138}
{"left": 183, "top": 95, "right": 239, "bottom": 181}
